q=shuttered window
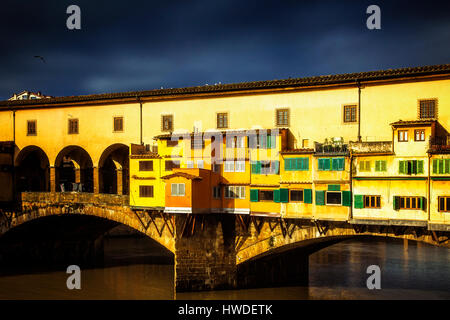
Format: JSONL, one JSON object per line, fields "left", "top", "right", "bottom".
{"left": 303, "top": 189, "right": 312, "bottom": 203}
{"left": 139, "top": 161, "right": 153, "bottom": 171}
{"left": 315, "top": 190, "right": 325, "bottom": 205}
{"left": 399, "top": 160, "right": 424, "bottom": 174}
{"left": 139, "top": 185, "right": 154, "bottom": 198}
{"left": 276, "top": 109, "right": 289, "bottom": 126}
{"left": 360, "top": 160, "right": 371, "bottom": 172}
{"left": 113, "top": 117, "right": 123, "bottom": 132}
{"left": 332, "top": 158, "right": 345, "bottom": 171}
{"left": 162, "top": 115, "right": 173, "bottom": 131}
{"left": 375, "top": 160, "right": 387, "bottom": 172}
{"left": 68, "top": 119, "right": 79, "bottom": 134}
{"left": 394, "top": 196, "right": 425, "bottom": 210}
{"left": 432, "top": 159, "right": 450, "bottom": 174}
{"left": 217, "top": 113, "right": 228, "bottom": 129}
{"left": 27, "top": 120, "right": 37, "bottom": 136}
{"left": 354, "top": 195, "right": 364, "bottom": 209}
{"left": 326, "top": 191, "right": 342, "bottom": 205}
{"left": 342, "top": 191, "right": 351, "bottom": 207}
{"left": 284, "top": 157, "right": 309, "bottom": 171}
{"left": 250, "top": 189, "right": 259, "bottom": 202}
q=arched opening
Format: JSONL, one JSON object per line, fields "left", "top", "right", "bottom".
{"left": 15, "top": 146, "right": 50, "bottom": 195}
{"left": 55, "top": 146, "right": 94, "bottom": 192}
{"left": 0, "top": 215, "right": 174, "bottom": 299}
{"left": 99, "top": 144, "right": 129, "bottom": 195}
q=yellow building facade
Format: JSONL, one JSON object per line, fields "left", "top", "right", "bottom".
{"left": 0, "top": 64, "right": 449, "bottom": 230}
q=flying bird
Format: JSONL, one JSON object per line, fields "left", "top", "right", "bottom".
{"left": 34, "top": 55, "right": 46, "bottom": 63}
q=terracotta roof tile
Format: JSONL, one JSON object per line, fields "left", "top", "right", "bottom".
{"left": 1, "top": 63, "right": 449, "bottom": 108}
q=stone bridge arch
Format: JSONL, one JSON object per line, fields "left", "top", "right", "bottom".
{"left": 0, "top": 192, "right": 175, "bottom": 254}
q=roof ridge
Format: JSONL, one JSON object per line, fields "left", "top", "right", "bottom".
{"left": 1, "top": 63, "right": 449, "bottom": 107}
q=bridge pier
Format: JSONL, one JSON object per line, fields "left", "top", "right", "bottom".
{"left": 174, "top": 214, "right": 237, "bottom": 292}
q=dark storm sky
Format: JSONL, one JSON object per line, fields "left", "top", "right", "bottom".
{"left": 1, "top": 0, "right": 449, "bottom": 100}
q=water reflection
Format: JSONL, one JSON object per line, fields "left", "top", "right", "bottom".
{"left": 0, "top": 237, "right": 448, "bottom": 300}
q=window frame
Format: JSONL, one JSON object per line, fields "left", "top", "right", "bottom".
{"left": 398, "top": 196, "right": 422, "bottom": 210}
{"left": 212, "top": 186, "right": 221, "bottom": 199}
{"left": 27, "top": 120, "right": 37, "bottom": 136}
{"left": 289, "top": 189, "right": 304, "bottom": 202}
{"left": 275, "top": 108, "right": 289, "bottom": 127}
{"left": 68, "top": 118, "right": 79, "bottom": 134}
{"left": 113, "top": 116, "right": 124, "bottom": 132}
{"left": 259, "top": 189, "right": 274, "bottom": 201}
{"left": 438, "top": 196, "right": 450, "bottom": 212}
{"left": 139, "top": 160, "right": 154, "bottom": 171}
{"left": 398, "top": 130, "right": 408, "bottom": 142}
{"left": 343, "top": 104, "right": 358, "bottom": 123}
{"left": 418, "top": 99, "right": 437, "bottom": 119}
{"left": 414, "top": 129, "right": 425, "bottom": 141}
{"left": 326, "top": 191, "right": 342, "bottom": 205}
{"left": 139, "top": 185, "right": 154, "bottom": 198}
{"left": 161, "top": 115, "right": 173, "bottom": 132}
{"left": 171, "top": 183, "right": 185, "bottom": 196}
{"left": 216, "top": 112, "right": 228, "bottom": 129}
{"left": 364, "top": 195, "right": 381, "bottom": 209}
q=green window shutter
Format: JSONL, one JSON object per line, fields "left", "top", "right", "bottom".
{"left": 271, "top": 135, "right": 276, "bottom": 149}
{"left": 324, "top": 158, "right": 331, "bottom": 170}
{"left": 399, "top": 161, "right": 405, "bottom": 174}
{"left": 280, "top": 188, "right": 289, "bottom": 203}
{"left": 417, "top": 160, "right": 424, "bottom": 174}
{"left": 381, "top": 160, "right": 387, "bottom": 172}
{"left": 273, "top": 189, "right": 280, "bottom": 203}
{"left": 412, "top": 160, "right": 418, "bottom": 174}
{"left": 421, "top": 197, "right": 426, "bottom": 210}
{"left": 354, "top": 195, "right": 364, "bottom": 209}
{"left": 266, "top": 135, "right": 271, "bottom": 148}
{"left": 338, "top": 158, "right": 345, "bottom": 171}
{"left": 439, "top": 159, "right": 444, "bottom": 174}
{"left": 315, "top": 190, "right": 325, "bottom": 205}
{"left": 303, "top": 158, "right": 309, "bottom": 170}
{"left": 432, "top": 159, "right": 438, "bottom": 174}
{"left": 393, "top": 196, "right": 400, "bottom": 210}
{"left": 284, "top": 158, "right": 290, "bottom": 171}
{"left": 445, "top": 159, "right": 450, "bottom": 174}
{"left": 332, "top": 158, "right": 339, "bottom": 170}
{"left": 375, "top": 161, "right": 380, "bottom": 172}
{"left": 251, "top": 161, "right": 261, "bottom": 174}
{"left": 359, "top": 161, "right": 364, "bottom": 171}
{"left": 328, "top": 184, "right": 340, "bottom": 191}
{"left": 304, "top": 189, "right": 312, "bottom": 203}
{"left": 318, "top": 159, "right": 324, "bottom": 170}
{"left": 342, "top": 191, "right": 351, "bottom": 207}
{"left": 271, "top": 161, "right": 280, "bottom": 174}
{"left": 250, "top": 189, "right": 259, "bottom": 202}
{"left": 365, "top": 161, "right": 370, "bottom": 171}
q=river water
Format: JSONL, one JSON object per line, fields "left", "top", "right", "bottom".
{"left": 0, "top": 237, "right": 448, "bottom": 300}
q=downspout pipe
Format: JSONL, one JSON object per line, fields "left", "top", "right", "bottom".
{"left": 12, "top": 109, "right": 16, "bottom": 204}
{"left": 356, "top": 79, "right": 362, "bottom": 142}
{"left": 138, "top": 97, "right": 143, "bottom": 145}
{"left": 427, "top": 153, "right": 431, "bottom": 221}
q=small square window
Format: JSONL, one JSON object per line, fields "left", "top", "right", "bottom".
{"left": 114, "top": 117, "right": 123, "bottom": 132}
{"left": 162, "top": 115, "right": 173, "bottom": 131}
{"left": 343, "top": 105, "right": 357, "bottom": 123}
{"left": 276, "top": 109, "right": 289, "bottom": 126}
{"left": 217, "top": 113, "right": 228, "bottom": 129}
{"left": 68, "top": 119, "right": 79, "bottom": 134}
{"left": 27, "top": 120, "right": 37, "bottom": 136}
